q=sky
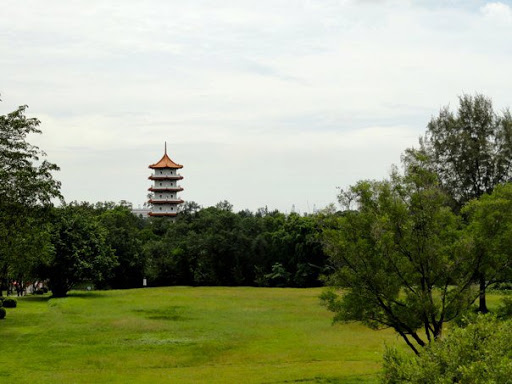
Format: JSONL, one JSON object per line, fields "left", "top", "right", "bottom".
{"left": 1, "top": 0, "right": 512, "bottom": 213}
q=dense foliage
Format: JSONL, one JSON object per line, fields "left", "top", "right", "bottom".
{"left": 322, "top": 94, "right": 512, "bottom": 356}
{"left": 321, "top": 164, "right": 478, "bottom": 354}
{"left": 39, "top": 205, "right": 117, "bottom": 297}
{"left": 461, "top": 183, "right": 512, "bottom": 313}
{"left": 143, "top": 204, "right": 327, "bottom": 287}
{"left": 407, "top": 93, "right": 512, "bottom": 212}
{"left": 405, "top": 94, "right": 512, "bottom": 313}
{"left": 382, "top": 315, "right": 512, "bottom": 383}
{"left": 0, "top": 103, "right": 61, "bottom": 296}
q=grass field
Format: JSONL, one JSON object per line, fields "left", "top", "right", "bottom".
{"left": 0, "top": 287, "right": 410, "bottom": 384}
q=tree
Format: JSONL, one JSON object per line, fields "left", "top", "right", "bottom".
{"left": 0, "top": 213, "right": 53, "bottom": 295}
{"left": 0, "top": 103, "right": 61, "bottom": 295}
{"left": 41, "top": 206, "right": 117, "bottom": 297}
{"left": 321, "top": 164, "right": 477, "bottom": 355}
{"left": 405, "top": 94, "right": 512, "bottom": 313}
{"left": 407, "top": 93, "right": 512, "bottom": 211}
{"left": 98, "top": 206, "right": 146, "bottom": 289}
{"left": 462, "top": 183, "right": 512, "bottom": 313}
{"left": 0, "top": 104, "right": 61, "bottom": 207}
{"left": 382, "top": 315, "right": 512, "bottom": 383}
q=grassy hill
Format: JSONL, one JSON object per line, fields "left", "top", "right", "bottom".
{"left": 0, "top": 287, "right": 405, "bottom": 383}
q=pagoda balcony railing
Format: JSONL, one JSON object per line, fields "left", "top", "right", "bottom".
{"left": 149, "top": 174, "right": 183, "bottom": 179}
{"left": 148, "top": 212, "right": 178, "bottom": 217}
{"left": 149, "top": 185, "right": 183, "bottom": 190}
{"left": 149, "top": 199, "right": 185, "bottom": 204}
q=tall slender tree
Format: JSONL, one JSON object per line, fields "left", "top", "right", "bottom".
{"left": 406, "top": 94, "right": 512, "bottom": 211}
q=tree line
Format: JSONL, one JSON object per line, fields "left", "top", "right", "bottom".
{"left": 0, "top": 200, "right": 329, "bottom": 297}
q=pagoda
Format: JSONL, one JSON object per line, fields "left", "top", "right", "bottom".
{"left": 148, "top": 143, "right": 184, "bottom": 218}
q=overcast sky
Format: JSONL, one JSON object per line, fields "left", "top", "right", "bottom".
{"left": 2, "top": 0, "right": 512, "bottom": 212}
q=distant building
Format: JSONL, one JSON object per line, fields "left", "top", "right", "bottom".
{"left": 147, "top": 144, "right": 184, "bottom": 220}
{"left": 131, "top": 207, "right": 151, "bottom": 218}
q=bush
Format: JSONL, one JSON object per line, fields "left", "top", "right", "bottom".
{"left": 0, "top": 307, "right": 5, "bottom": 319}
{"left": 491, "top": 281, "right": 512, "bottom": 291}
{"left": 2, "top": 298, "right": 17, "bottom": 308}
{"left": 382, "top": 315, "right": 512, "bottom": 383}
{"left": 498, "top": 297, "right": 512, "bottom": 319}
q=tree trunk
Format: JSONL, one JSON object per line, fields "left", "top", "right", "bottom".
{"left": 479, "top": 273, "right": 488, "bottom": 314}
{"left": 49, "top": 279, "right": 70, "bottom": 298}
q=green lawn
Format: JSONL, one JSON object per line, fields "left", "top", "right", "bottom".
{"left": 0, "top": 287, "right": 404, "bottom": 383}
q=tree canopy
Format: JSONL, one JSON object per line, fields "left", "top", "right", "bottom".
{"left": 41, "top": 205, "right": 117, "bottom": 297}
{"left": 321, "top": 164, "right": 478, "bottom": 354}
{"left": 0, "top": 104, "right": 61, "bottom": 207}
{"left": 0, "top": 103, "right": 61, "bottom": 296}
{"left": 407, "top": 93, "right": 512, "bottom": 211}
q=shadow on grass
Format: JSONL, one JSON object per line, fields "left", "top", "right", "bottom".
{"left": 265, "top": 374, "right": 379, "bottom": 384}
{"left": 133, "top": 306, "right": 190, "bottom": 321}
{"left": 61, "top": 291, "right": 109, "bottom": 299}
{"left": 19, "top": 295, "right": 52, "bottom": 303}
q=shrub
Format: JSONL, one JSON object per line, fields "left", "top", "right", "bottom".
{"left": 492, "top": 281, "right": 512, "bottom": 291}
{"left": 382, "top": 315, "right": 512, "bottom": 383}
{"left": 498, "top": 297, "right": 512, "bottom": 319}
{"left": 2, "top": 298, "right": 17, "bottom": 308}
{"left": 0, "top": 307, "right": 5, "bottom": 319}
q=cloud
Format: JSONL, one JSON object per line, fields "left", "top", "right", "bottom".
{"left": 2, "top": 0, "right": 512, "bottom": 211}
{"left": 481, "top": 2, "right": 512, "bottom": 23}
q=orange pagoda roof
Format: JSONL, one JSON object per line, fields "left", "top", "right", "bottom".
{"left": 149, "top": 144, "right": 183, "bottom": 169}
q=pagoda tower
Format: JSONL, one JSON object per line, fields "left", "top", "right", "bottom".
{"left": 148, "top": 144, "right": 184, "bottom": 218}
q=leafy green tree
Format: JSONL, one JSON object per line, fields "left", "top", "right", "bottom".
{"left": 404, "top": 94, "right": 512, "bottom": 313}
{"left": 98, "top": 206, "right": 146, "bottom": 289}
{"left": 0, "top": 213, "right": 53, "bottom": 295}
{"left": 0, "top": 103, "right": 61, "bottom": 295}
{"left": 462, "top": 183, "right": 512, "bottom": 313}
{"left": 0, "top": 104, "right": 61, "bottom": 207}
{"left": 264, "top": 263, "right": 291, "bottom": 287}
{"left": 382, "top": 315, "right": 512, "bottom": 383}
{"left": 42, "top": 206, "right": 117, "bottom": 297}
{"left": 321, "top": 165, "right": 476, "bottom": 354}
